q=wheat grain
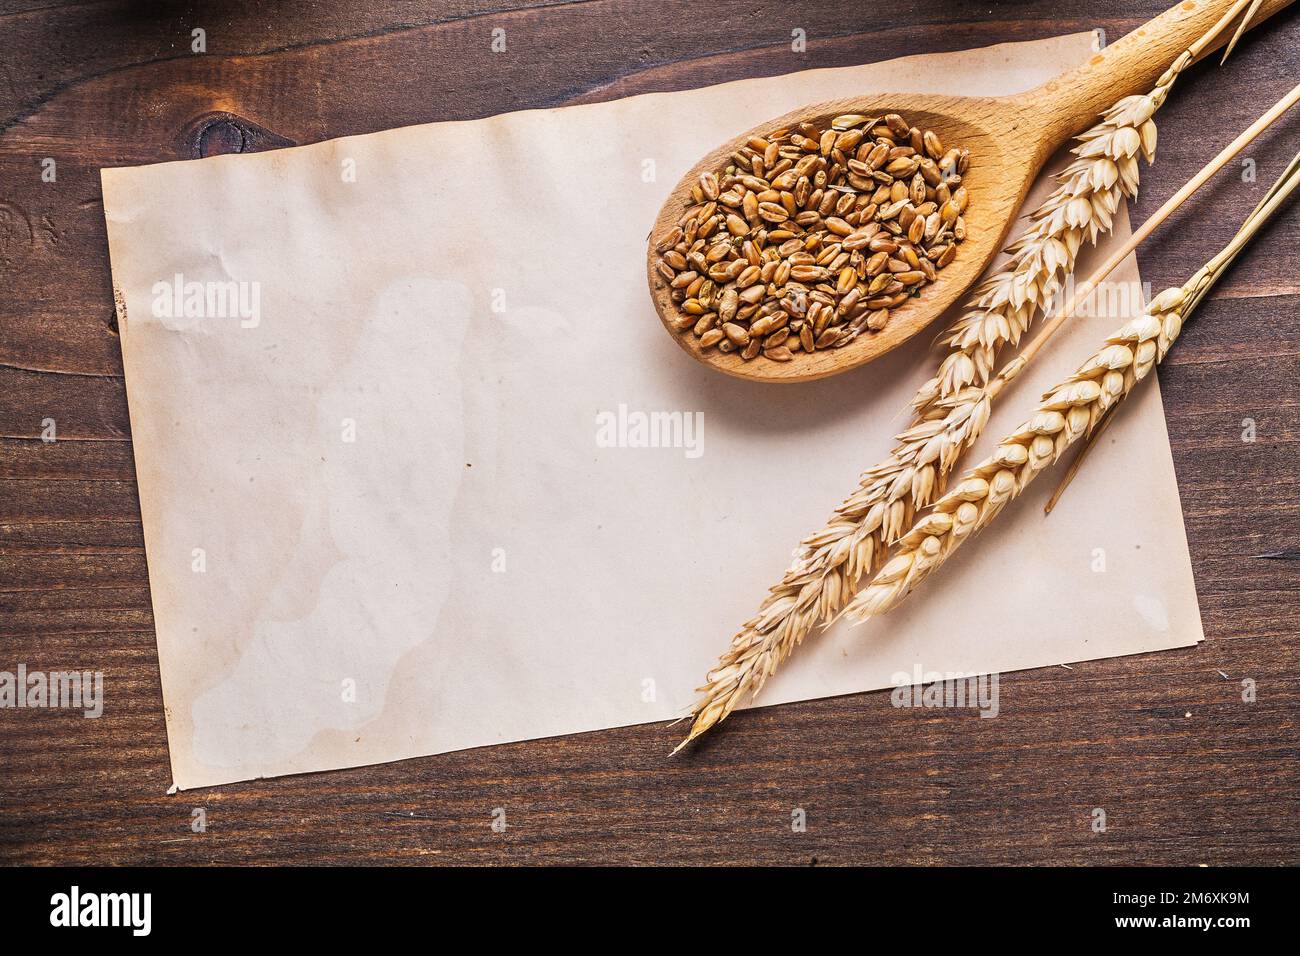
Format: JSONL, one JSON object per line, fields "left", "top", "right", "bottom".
{"left": 654, "top": 112, "right": 969, "bottom": 361}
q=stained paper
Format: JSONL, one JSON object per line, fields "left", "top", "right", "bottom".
{"left": 102, "top": 32, "right": 1203, "bottom": 789}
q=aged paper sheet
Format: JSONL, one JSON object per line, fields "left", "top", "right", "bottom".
{"left": 102, "top": 32, "right": 1204, "bottom": 789}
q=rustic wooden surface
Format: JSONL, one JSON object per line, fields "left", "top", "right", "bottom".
{"left": 0, "top": 1, "right": 1296, "bottom": 866}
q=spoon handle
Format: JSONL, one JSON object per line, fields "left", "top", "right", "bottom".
{"left": 1014, "top": 0, "right": 1294, "bottom": 160}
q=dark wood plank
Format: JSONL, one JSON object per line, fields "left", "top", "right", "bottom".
{"left": 0, "top": 0, "right": 1297, "bottom": 866}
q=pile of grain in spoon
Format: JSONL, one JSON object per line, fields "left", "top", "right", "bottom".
{"left": 653, "top": 112, "right": 969, "bottom": 362}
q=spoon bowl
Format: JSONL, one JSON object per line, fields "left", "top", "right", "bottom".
{"left": 648, "top": 93, "right": 1028, "bottom": 382}
{"left": 647, "top": 0, "right": 1289, "bottom": 383}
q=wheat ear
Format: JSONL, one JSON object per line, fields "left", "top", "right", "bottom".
{"left": 843, "top": 150, "right": 1300, "bottom": 623}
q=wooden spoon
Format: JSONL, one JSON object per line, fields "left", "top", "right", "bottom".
{"left": 647, "top": 0, "right": 1291, "bottom": 383}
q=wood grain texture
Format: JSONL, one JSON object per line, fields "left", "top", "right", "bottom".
{"left": 0, "top": 0, "right": 1296, "bottom": 866}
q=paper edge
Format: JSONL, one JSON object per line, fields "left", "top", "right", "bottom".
{"left": 104, "top": 30, "right": 1208, "bottom": 791}
{"left": 98, "top": 31, "right": 1100, "bottom": 183}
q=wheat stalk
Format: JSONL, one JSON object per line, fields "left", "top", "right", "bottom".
{"left": 843, "top": 149, "right": 1300, "bottom": 623}
{"left": 677, "top": 3, "right": 1264, "bottom": 749}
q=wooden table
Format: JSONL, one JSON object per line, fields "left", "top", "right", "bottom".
{"left": 1, "top": 1, "right": 1296, "bottom": 866}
